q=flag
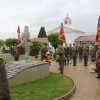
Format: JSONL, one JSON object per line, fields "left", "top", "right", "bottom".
{"left": 17, "top": 25, "right": 21, "bottom": 43}
{"left": 59, "top": 23, "right": 66, "bottom": 42}
{"left": 96, "top": 16, "right": 100, "bottom": 45}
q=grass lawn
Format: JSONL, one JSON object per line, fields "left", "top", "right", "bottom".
{"left": 0, "top": 54, "right": 41, "bottom": 61}
{"left": 10, "top": 72, "right": 73, "bottom": 100}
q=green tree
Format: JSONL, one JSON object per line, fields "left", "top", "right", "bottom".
{"left": 0, "top": 39, "right": 4, "bottom": 47}
{"left": 38, "top": 27, "right": 47, "bottom": 37}
{"left": 48, "top": 33, "right": 63, "bottom": 49}
{"left": 30, "top": 40, "right": 43, "bottom": 55}
{"left": 5, "top": 38, "right": 19, "bottom": 47}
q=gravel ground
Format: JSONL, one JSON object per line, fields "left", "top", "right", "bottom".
{"left": 50, "top": 60, "right": 100, "bottom": 100}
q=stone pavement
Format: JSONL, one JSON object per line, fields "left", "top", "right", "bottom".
{"left": 50, "top": 60, "right": 100, "bottom": 100}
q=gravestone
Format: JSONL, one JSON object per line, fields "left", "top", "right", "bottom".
{"left": 21, "top": 26, "right": 30, "bottom": 61}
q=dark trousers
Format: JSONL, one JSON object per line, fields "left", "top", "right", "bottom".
{"left": 73, "top": 56, "right": 77, "bottom": 66}
{"left": 96, "top": 62, "right": 100, "bottom": 77}
{"left": 14, "top": 57, "right": 19, "bottom": 61}
{"left": 41, "top": 55, "right": 45, "bottom": 61}
{"left": 79, "top": 53, "right": 82, "bottom": 60}
{"left": 69, "top": 53, "right": 72, "bottom": 59}
{"left": 84, "top": 56, "right": 88, "bottom": 66}
{"left": 59, "top": 60, "right": 64, "bottom": 74}
{"left": 0, "top": 91, "right": 11, "bottom": 100}
{"left": 65, "top": 56, "right": 69, "bottom": 65}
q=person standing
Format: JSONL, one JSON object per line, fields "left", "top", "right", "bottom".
{"left": 69, "top": 44, "right": 72, "bottom": 59}
{"left": 83, "top": 43, "right": 89, "bottom": 66}
{"left": 90, "top": 45, "right": 96, "bottom": 59}
{"left": 13, "top": 44, "right": 20, "bottom": 61}
{"left": 40, "top": 43, "right": 48, "bottom": 61}
{"left": 56, "top": 43, "right": 65, "bottom": 74}
{"left": 78, "top": 44, "right": 83, "bottom": 61}
{"left": 0, "top": 58, "right": 11, "bottom": 100}
{"left": 96, "top": 45, "right": 100, "bottom": 79}
{"left": 64, "top": 43, "right": 69, "bottom": 66}
{"left": 72, "top": 44, "right": 78, "bottom": 66}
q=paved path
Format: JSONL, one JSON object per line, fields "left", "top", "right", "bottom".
{"left": 50, "top": 60, "right": 100, "bottom": 100}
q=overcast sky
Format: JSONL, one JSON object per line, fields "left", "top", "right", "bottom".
{"left": 0, "top": 0, "right": 100, "bottom": 40}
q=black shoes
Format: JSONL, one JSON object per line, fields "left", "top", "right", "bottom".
{"left": 84, "top": 65, "right": 87, "bottom": 66}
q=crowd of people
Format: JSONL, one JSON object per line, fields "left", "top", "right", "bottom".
{"left": 40, "top": 43, "right": 100, "bottom": 79}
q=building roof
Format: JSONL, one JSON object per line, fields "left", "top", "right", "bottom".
{"left": 31, "top": 38, "right": 48, "bottom": 43}
{"left": 75, "top": 35, "right": 96, "bottom": 41}
{"left": 48, "top": 25, "right": 85, "bottom": 34}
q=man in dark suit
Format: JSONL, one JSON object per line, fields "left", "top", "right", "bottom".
{"left": 64, "top": 43, "right": 69, "bottom": 66}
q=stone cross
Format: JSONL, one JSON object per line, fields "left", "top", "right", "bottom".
{"left": 22, "top": 26, "right": 30, "bottom": 61}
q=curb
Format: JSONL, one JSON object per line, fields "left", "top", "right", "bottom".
{"left": 53, "top": 75, "right": 76, "bottom": 100}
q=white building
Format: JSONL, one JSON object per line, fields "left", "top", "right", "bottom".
{"left": 48, "top": 14, "right": 85, "bottom": 45}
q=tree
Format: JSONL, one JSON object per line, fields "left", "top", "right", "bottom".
{"left": 30, "top": 40, "right": 43, "bottom": 55}
{"left": 5, "top": 38, "right": 19, "bottom": 47}
{"left": 0, "top": 39, "right": 4, "bottom": 47}
{"left": 48, "top": 33, "right": 63, "bottom": 49}
{"left": 38, "top": 27, "right": 47, "bottom": 38}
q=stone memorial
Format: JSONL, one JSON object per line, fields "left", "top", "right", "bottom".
{"left": 6, "top": 26, "right": 50, "bottom": 87}
{"left": 21, "top": 26, "right": 30, "bottom": 61}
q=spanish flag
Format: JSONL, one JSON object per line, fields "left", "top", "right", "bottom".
{"left": 96, "top": 16, "right": 100, "bottom": 45}
{"left": 59, "top": 23, "right": 66, "bottom": 42}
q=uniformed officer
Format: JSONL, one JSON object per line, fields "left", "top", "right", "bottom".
{"left": 96, "top": 45, "right": 100, "bottom": 79}
{"left": 13, "top": 44, "right": 19, "bottom": 61}
{"left": 90, "top": 45, "right": 96, "bottom": 59}
{"left": 69, "top": 44, "right": 72, "bottom": 59}
{"left": 0, "top": 58, "right": 11, "bottom": 100}
{"left": 40, "top": 43, "right": 48, "bottom": 61}
{"left": 78, "top": 44, "right": 83, "bottom": 60}
{"left": 64, "top": 43, "right": 69, "bottom": 66}
{"left": 56, "top": 43, "right": 66, "bottom": 74}
{"left": 82, "top": 43, "right": 89, "bottom": 66}
{"left": 72, "top": 44, "right": 78, "bottom": 66}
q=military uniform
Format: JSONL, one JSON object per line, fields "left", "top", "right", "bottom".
{"left": 78, "top": 46, "right": 83, "bottom": 60}
{"left": 69, "top": 46, "right": 72, "bottom": 59}
{"left": 0, "top": 58, "right": 11, "bottom": 100}
{"left": 83, "top": 46, "right": 89, "bottom": 66}
{"left": 72, "top": 47, "right": 78, "bottom": 66}
{"left": 90, "top": 48, "right": 96, "bottom": 59}
{"left": 96, "top": 48, "right": 100, "bottom": 78}
{"left": 13, "top": 47, "right": 19, "bottom": 61}
{"left": 40, "top": 47, "right": 48, "bottom": 61}
{"left": 56, "top": 47, "right": 65, "bottom": 74}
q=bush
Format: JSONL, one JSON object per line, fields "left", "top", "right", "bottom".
{"left": 91, "top": 58, "right": 96, "bottom": 62}
{"left": 0, "top": 39, "right": 4, "bottom": 47}
{"left": 30, "top": 40, "right": 43, "bottom": 55}
{"left": 5, "top": 38, "right": 19, "bottom": 47}
{"left": 48, "top": 33, "right": 63, "bottom": 49}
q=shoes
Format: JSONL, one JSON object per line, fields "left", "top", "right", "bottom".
{"left": 73, "top": 65, "right": 76, "bottom": 66}
{"left": 84, "top": 65, "right": 87, "bottom": 66}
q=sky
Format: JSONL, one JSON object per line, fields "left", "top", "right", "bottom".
{"left": 0, "top": 0, "right": 100, "bottom": 40}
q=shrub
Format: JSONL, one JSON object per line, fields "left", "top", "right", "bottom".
{"left": 0, "top": 39, "right": 4, "bottom": 47}
{"left": 30, "top": 40, "right": 43, "bottom": 55}
{"left": 5, "top": 38, "right": 19, "bottom": 47}
{"left": 48, "top": 33, "right": 63, "bottom": 49}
